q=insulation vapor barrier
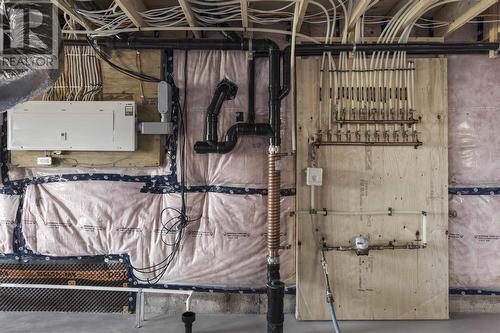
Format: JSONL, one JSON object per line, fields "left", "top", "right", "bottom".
{"left": 449, "top": 195, "right": 500, "bottom": 291}
{"left": 0, "top": 1, "right": 62, "bottom": 112}
{"left": 6, "top": 50, "right": 295, "bottom": 289}
{"left": 0, "top": 195, "right": 19, "bottom": 255}
{"left": 448, "top": 55, "right": 500, "bottom": 292}
{"left": 448, "top": 55, "right": 500, "bottom": 186}
{"left": 22, "top": 183, "right": 294, "bottom": 286}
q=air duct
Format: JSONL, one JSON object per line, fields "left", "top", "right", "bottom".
{"left": 0, "top": 1, "right": 62, "bottom": 112}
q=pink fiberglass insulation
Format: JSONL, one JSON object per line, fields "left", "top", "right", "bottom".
{"left": 449, "top": 195, "right": 500, "bottom": 290}
{"left": 16, "top": 49, "right": 295, "bottom": 288}
{"left": 175, "top": 50, "right": 294, "bottom": 189}
{"left": 22, "top": 181, "right": 294, "bottom": 287}
{"left": 448, "top": 55, "right": 500, "bottom": 186}
{"left": 0, "top": 194, "right": 19, "bottom": 254}
{"left": 448, "top": 54, "right": 500, "bottom": 291}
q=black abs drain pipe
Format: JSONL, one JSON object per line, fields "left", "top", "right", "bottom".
{"left": 182, "top": 311, "right": 196, "bottom": 333}
{"left": 267, "top": 281, "right": 285, "bottom": 333}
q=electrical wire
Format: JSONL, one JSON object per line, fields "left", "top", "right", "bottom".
{"left": 85, "top": 36, "right": 161, "bottom": 83}
{"left": 44, "top": 15, "right": 103, "bottom": 101}
{"left": 129, "top": 49, "right": 201, "bottom": 285}
{"left": 76, "top": 1, "right": 133, "bottom": 31}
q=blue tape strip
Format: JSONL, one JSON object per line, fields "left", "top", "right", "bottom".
{"left": 449, "top": 187, "right": 500, "bottom": 195}
{"left": 450, "top": 288, "right": 500, "bottom": 296}
{"left": 0, "top": 253, "right": 127, "bottom": 263}
{"left": 133, "top": 283, "right": 297, "bottom": 295}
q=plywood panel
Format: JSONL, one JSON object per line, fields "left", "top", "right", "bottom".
{"left": 11, "top": 49, "right": 163, "bottom": 168}
{"left": 296, "top": 58, "right": 448, "bottom": 320}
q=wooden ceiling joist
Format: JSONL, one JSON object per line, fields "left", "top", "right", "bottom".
{"left": 442, "top": 0, "right": 498, "bottom": 37}
{"left": 240, "top": 0, "right": 249, "bottom": 29}
{"left": 115, "top": 0, "right": 148, "bottom": 28}
{"left": 387, "top": 0, "right": 412, "bottom": 17}
{"left": 178, "top": 0, "right": 201, "bottom": 38}
{"left": 486, "top": 2, "right": 500, "bottom": 57}
{"left": 51, "top": 0, "right": 94, "bottom": 31}
{"left": 295, "top": 0, "right": 310, "bottom": 33}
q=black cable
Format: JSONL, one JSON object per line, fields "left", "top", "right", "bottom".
{"left": 129, "top": 50, "right": 198, "bottom": 285}
{"left": 85, "top": 36, "right": 161, "bottom": 83}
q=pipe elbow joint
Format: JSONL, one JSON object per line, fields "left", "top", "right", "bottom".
{"left": 248, "top": 39, "right": 279, "bottom": 53}
{"left": 194, "top": 141, "right": 214, "bottom": 154}
{"left": 194, "top": 141, "right": 235, "bottom": 154}
{"left": 218, "top": 78, "right": 238, "bottom": 101}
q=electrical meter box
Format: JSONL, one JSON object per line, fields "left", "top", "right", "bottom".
{"left": 7, "top": 101, "right": 137, "bottom": 151}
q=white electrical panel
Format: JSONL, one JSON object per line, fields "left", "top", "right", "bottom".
{"left": 7, "top": 101, "right": 137, "bottom": 151}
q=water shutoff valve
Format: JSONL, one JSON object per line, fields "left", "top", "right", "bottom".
{"left": 354, "top": 236, "right": 369, "bottom": 255}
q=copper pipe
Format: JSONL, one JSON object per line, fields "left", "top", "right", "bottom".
{"left": 315, "top": 141, "right": 422, "bottom": 148}
{"left": 323, "top": 242, "right": 426, "bottom": 252}
{"left": 335, "top": 119, "right": 418, "bottom": 125}
{"left": 267, "top": 148, "right": 281, "bottom": 259}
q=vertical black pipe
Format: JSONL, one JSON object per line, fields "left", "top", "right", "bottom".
{"left": 266, "top": 44, "right": 284, "bottom": 333}
{"left": 248, "top": 54, "right": 256, "bottom": 124}
{"left": 279, "top": 52, "right": 291, "bottom": 100}
{"left": 205, "top": 79, "right": 238, "bottom": 143}
{"left": 267, "top": 262, "right": 280, "bottom": 282}
{"left": 162, "top": 49, "right": 174, "bottom": 81}
{"left": 267, "top": 281, "right": 285, "bottom": 333}
{"left": 268, "top": 48, "right": 281, "bottom": 146}
{"left": 182, "top": 311, "right": 196, "bottom": 333}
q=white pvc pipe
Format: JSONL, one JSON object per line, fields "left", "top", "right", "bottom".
{"left": 0, "top": 283, "right": 194, "bottom": 295}
{"left": 0, "top": 282, "right": 194, "bottom": 328}
{"left": 422, "top": 213, "right": 427, "bottom": 245}
{"left": 298, "top": 209, "right": 429, "bottom": 245}
{"left": 299, "top": 209, "right": 425, "bottom": 216}
{"left": 310, "top": 186, "right": 316, "bottom": 211}
{"left": 290, "top": 1, "right": 300, "bottom": 153}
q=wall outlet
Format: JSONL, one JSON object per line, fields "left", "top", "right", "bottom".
{"left": 37, "top": 157, "right": 52, "bottom": 166}
{"left": 306, "top": 167, "right": 323, "bottom": 186}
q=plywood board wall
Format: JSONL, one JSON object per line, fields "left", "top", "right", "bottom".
{"left": 11, "top": 49, "right": 163, "bottom": 168}
{"left": 296, "top": 58, "right": 449, "bottom": 320}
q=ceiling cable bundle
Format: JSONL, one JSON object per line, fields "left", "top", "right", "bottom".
{"left": 76, "top": 1, "right": 133, "bottom": 31}
{"left": 140, "top": 6, "right": 188, "bottom": 27}
{"left": 85, "top": 36, "right": 161, "bottom": 83}
{"left": 44, "top": 15, "right": 103, "bottom": 101}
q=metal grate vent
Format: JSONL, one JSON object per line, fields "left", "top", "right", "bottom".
{"left": 0, "top": 259, "right": 130, "bottom": 313}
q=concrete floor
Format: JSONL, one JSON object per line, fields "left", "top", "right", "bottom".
{"left": 1, "top": 312, "right": 499, "bottom": 333}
